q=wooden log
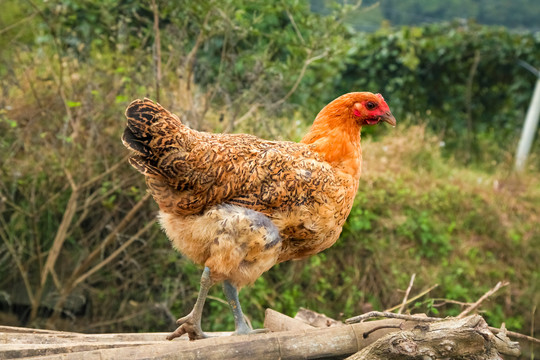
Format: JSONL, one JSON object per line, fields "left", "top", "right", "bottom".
{"left": 294, "top": 307, "right": 344, "bottom": 328}
{"left": 0, "top": 327, "right": 230, "bottom": 344}
{"left": 1, "top": 331, "right": 179, "bottom": 345}
{"left": 3, "top": 343, "right": 162, "bottom": 359}
{"left": 2, "top": 313, "right": 520, "bottom": 359}
{"left": 5, "top": 317, "right": 422, "bottom": 359}
{"left": 0, "top": 327, "right": 231, "bottom": 359}
{"left": 0, "top": 326, "right": 79, "bottom": 335}
{"left": 345, "top": 315, "right": 521, "bottom": 359}
{"left": 263, "top": 308, "right": 314, "bottom": 332}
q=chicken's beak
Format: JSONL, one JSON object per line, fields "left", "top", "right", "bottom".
{"left": 380, "top": 111, "right": 396, "bottom": 127}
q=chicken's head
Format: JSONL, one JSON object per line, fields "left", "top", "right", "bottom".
{"left": 302, "top": 92, "right": 396, "bottom": 178}
{"left": 313, "top": 92, "right": 396, "bottom": 129}
{"left": 350, "top": 92, "right": 396, "bottom": 127}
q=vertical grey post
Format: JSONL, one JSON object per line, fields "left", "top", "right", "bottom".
{"left": 515, "top": 64, "right": 540, "bottom": 172}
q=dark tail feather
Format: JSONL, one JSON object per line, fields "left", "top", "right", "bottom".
{"left": 128, "top": 156, "right": 162, "bottom": 177}
{"left": 122, "top": 127, "right": 153, "bottom": 157}
{"left": 123, "top": 98, "right": 181, "bottom": 177}
{"left": 124, "top": 98, "right": 182, "bottom": 136}
{"left": 125, "top": 99, "right": 159, "bottom": 137}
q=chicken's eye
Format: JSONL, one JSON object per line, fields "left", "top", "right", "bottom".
{"left": 366, "top": 101, "right": 377, "bottom": 110}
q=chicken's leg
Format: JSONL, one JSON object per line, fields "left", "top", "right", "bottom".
{"left": 223, "top": 280, "right": 267, "bottom": 336}
{"left": 167, "top": 266, "right": 213, "bottom": 341}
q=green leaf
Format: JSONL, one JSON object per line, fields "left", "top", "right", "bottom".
{"left": 115, "top": 95, "right": 128, "bottom": 103}
{"left": 66, "top": 100, "right": 82, "bottom": 108}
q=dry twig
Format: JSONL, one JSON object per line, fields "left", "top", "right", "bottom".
{"left": 397, "top": 273, "right": 415, "bottom": 314}
{"left": 431, "top": 298, "right": 472, "bottom": 308}
{"left": 384, "top": 284, "right": 438, "bottom": 312}
{"left": 346, "top": 311, "right": 441, "bottom": 324}
{"left": 489, "top": 326, "right": 540, "bottom": 345}
{"left": 458, "top": 281, "right": 509, "bottom": 318}
{"left": 71, "top": 221, "right": 154, "bottom": 288}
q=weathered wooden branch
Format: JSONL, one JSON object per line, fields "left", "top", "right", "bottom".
{"left": 263, "top": 308, "right": 314, "bottom": 331}
{"left": 346, "top": 311, "right": 441, "bottom": 324}
{"left": 294, "top": 307, "right": 344, "bottom": 328}
{"left": 0, "top": 319, "right": 412, "bottom": 360}
{"left": 0, "top": 311, "right": 522, "bottom": 360}
{"left": 346, "top": 315, "right": 520, "bottom": 360}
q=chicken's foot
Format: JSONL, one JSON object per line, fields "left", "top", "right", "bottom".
{"left": 167, "top": 266, "right": 213, "bottom": 341}
{"left": 223, "top": 280, "right": 268, "bottom": 336}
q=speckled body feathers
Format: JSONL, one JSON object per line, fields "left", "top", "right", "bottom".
{"left": 123, "top": 98, "right": 361, "bottom": 286}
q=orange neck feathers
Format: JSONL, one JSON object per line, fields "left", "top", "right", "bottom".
{"left": 300, "top": 92, "right": 394, "bottom": 180}
{"left": 301, "top": 99, "right": 363, "bottom": 179}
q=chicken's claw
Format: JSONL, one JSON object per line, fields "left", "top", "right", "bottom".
{"left": 166, "top": 312, "right": 208, "bottom": 341}
{"left": 167, "top": 322, "right": 207, "bottom": 341}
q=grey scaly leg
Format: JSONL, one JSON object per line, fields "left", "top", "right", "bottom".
{"left": 223, "top": 280, "right": 252, "bottom": 335}
{"left": 223, "top": 280, "right": 269, "bottom": 336}
{"left": 167, "top": 266, "right": 213, "bottom": 340}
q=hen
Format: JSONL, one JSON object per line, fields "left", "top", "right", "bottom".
{"left": 122, "top": 92, "right": 395, "bottom": 340}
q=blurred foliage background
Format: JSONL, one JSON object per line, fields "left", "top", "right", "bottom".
{"left": 0, "top": 0, "right": 539, "bottom": 356}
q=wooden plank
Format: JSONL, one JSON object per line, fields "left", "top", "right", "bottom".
{"left": 1, "top": 330, "right": 232, "bottom": 344}
{"left": 1, "top": 331, "right": 232, "bottom": 358}
{"left": 8, "top": 318, "right": 418, "bottom": 360}
{"left": 2, "top": 343, "right": 157, "bottom": 359}
{"left": 0, "top": 326, "right": 80, "bottom": 335}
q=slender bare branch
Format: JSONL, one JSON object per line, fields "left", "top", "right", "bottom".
{"left": 458, "top": 281, "right": 509, "bottom": 318}
{"left": 68, "top": 193, "right": 151, "bottom": 283}
{"left": 30, "top": 171, "right": 79, "bottom": 321}
{"left": 71, "top": 221, "right": 154, "bottom": 288}
{"left": 397, "top": 273, "right": 415, "bottom": 314}
{"left": 207, "top": 295, "right": 229, "bottom": 306}
{"left": 39, "top": 171, "right": 78, "bottom": 288}
{"left": 46, "top": 207, "right": 153, "bottom": 326}
{"left": 431, "top": 298, "right": 472, "bottom": 308}
{"left": 79, "top": 156, "right": 129, "bottom": 189}
{"left": 490, "top": 326, "right": 540, "bottom": 345}
{"left": 184, "top": 10, "right": 212, "bottom": 92}
{"left": 271, "top": 50, "right": 328, "bottom": 108}
{"left": 233, "top": 104, "right": 260, "bottom": 128}
{"left": 49, "top": 267, "right": 62, "bottom": 291}
{"left": 346, "top": 311, "right": 442, "bottom": 324}
{"left": 285, "top": 10, "right": 305, "bottom": 44}
{"left": 0, "top": 11, "right": 37, "bottom": 35}
{"left": 232, "top": 50, "right": 329, "bottom": 128}
{"left": 0, "top": 221, "right": 34, "bottom": 305}
{"left": 385, "top": 284, "right": 439, "bottom": 312}
{"left": 0, "top": 188, "right": 32, "bottom": 216}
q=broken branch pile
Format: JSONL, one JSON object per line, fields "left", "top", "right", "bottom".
{"left": 0, "top": 309, "right": 523, "bottom": 359}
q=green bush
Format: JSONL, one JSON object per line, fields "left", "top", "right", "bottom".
{"left": 342, "top": 21, "right": 540, "bottom": 168}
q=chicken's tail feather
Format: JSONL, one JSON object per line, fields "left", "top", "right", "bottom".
{"left": 122, "top": 127, "right": 153, "bottom": 157}
{"left": 128, "top": 156, "right": 162, "bottom": 177}
{"left": 122, "top": 98, "right": 184, "bottom": 177}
